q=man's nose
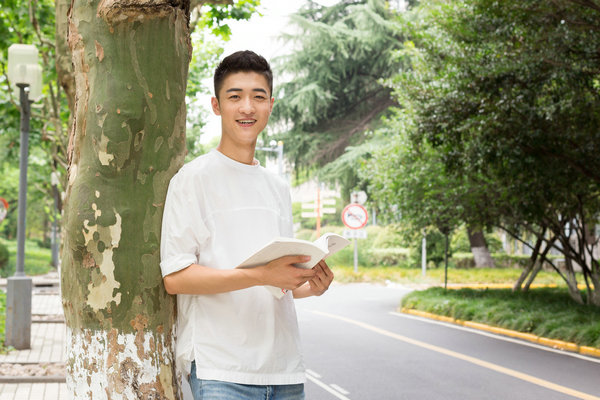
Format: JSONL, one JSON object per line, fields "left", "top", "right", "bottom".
{"left": 239, "top": 97, "right": 255, "bottom": 114}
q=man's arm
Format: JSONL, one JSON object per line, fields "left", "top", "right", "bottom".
{"left": 293, "top": 260, "right": 334, "bottom": 299}
{"left": 163, "top": 255, "right": 317, "bottom": 295}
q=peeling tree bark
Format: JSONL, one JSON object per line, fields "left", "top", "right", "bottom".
{"left": 61, "top": 1, "right": 190, "bottom": 398}
{"left": 56, "top": 0, "right": 76, "bottom": 115}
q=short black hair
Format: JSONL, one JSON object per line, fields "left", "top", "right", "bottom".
{"left": 213, "top": 50, "right": 273, "bottom": 99}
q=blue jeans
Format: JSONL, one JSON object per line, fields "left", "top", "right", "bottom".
{"left": 189, "top": 362, "right": 305, "bottom": 400}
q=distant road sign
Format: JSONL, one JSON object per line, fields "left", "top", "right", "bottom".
{"left": 351, "top": 190, "right": 367, "bottom": 205}
{"left": 343, "top": 229, "right": 367, "bottom": 239}
{"left": 342, "top": 203, "right": 368, "bottom": 229}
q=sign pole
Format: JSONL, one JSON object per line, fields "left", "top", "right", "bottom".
{"left": 342, "top": 202, "right": 368, "bottom": 272}
{"left": 353, "top": 238, "right": 358, "bottom": 272}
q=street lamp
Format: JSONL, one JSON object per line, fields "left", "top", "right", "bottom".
{"left": 6, "top": 44, "right": 42, "bottom": 350}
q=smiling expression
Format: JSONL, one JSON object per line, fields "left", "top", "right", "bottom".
{"left": 211, "top": 71, "right": 274, "bottom": 161}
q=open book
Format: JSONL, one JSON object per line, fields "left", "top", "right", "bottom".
{"left": 237, "top": 233, "right": 350, "bottom": 298}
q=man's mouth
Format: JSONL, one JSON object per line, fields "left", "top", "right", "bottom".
{"left": 237, "top": 119, "right": 256, "bottom": 126}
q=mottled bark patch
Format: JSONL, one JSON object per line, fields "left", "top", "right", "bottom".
{"left": 67, "top": 327, "right": 179, "bottom": 400}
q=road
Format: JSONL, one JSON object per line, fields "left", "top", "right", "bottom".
{"left": 296, "top": 283, "right": 600, "bottom": 400}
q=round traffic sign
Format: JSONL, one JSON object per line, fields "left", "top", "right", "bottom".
{"left": 342, "top": 203, "right": 368, "bottom": 229}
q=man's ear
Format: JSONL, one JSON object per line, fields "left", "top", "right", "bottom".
{"left": 211, "top": 96, "right": 221, "bottom": 116}
{"left": 269, "top": 97, "right": 274, "bottom": 114}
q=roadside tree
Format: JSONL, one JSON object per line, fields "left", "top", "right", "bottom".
{"left": 60, "top": 0, "right": 259, "bottom": 397}
{"left": 400, "top": 0, "right": 600, "bottom": 304}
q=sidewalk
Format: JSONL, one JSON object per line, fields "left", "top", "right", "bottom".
{"left": 0, "top": 272, "right": 68, "bottom": 400}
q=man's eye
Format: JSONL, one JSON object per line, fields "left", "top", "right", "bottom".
{"left": 255, "top": 95, "right": 266, "bottom": 100}
{"left": 229, "top": 95, "right": 240, "bottom": 99}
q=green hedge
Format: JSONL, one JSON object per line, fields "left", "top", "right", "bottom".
{"left": 451, "top": 252, "right": 533, "bottom": 269}
{"left": 368, "top": 247, "right": 409, "bottom": 266}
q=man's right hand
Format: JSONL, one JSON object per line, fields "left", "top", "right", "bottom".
{"left": 257, "top": 255, "right": 317, "bottom": 290}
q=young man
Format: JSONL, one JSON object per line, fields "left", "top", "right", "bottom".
{"left": 160, "top": 50, "right": 334, "bottom": 400}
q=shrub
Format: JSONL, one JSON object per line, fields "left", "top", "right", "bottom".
{"left": 450, "top": 252, "right": 532, "bottom": 269}
{"left": 372, "top": 224, "right": 405, "bottom": 248}
{"left": 451, "top": 226, "right": 504, "bottom": 253}
{"left": 368, "top": 247, "right": 409, "bottom": 266}
{"left": 0, "top": 242, "right": 8, "bottom": 272}
{"left": 411, "top": 230, "right": 450, "bottom": 268}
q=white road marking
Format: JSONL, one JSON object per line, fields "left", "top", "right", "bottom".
{"left": 310, "top": 309, "right": 600, "bottom": 400}
{"left": 330, "top": 383, "right": 350, "bottom": 395}
{"left": 306, "top": 373, "right": 352, "bottom": 400}
{"left": 305, "top": 369, "right": 322, "bottom": 379}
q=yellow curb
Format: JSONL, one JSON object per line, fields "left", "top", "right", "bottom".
{"left": 401, "top": 308, "right": 599, "bottom": 359}
{"left": 580, "top": 346, "right": 600, "bottom": 358}
{"left": 444, "top": 283, "right": 590, "bottom": 290}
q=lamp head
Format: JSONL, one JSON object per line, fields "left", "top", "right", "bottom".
{"left": 7, "top": 44, "right": 43, "bottom": 102}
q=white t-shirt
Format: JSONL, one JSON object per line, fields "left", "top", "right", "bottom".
{"left": 160, "top": 149, "right": 305, "bottom": 385}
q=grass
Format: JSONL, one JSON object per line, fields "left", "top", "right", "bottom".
{"left": 331, "top": 264, "right": 565, "bottom": 287}
{"left": 400, "top": 287, "right": 600, "bottom": 348}
{"left": 0, "top": 238, "right": 54, "bottom": 278}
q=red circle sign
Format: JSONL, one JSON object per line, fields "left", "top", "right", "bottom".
{"left": 342, "top": 204, "right": 368, "bottom": 229}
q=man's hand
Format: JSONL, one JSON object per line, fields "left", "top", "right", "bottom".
{"left": 258, "top": 255, "right": 317, "bottom": 290}
{"left": 293, "top": 260, "right": 334, "bottom": 298}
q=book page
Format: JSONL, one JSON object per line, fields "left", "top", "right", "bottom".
{"left": 238, "top": 237, "right": 327, "bottom": 270}
{"left": 313, "top": 233, "right": 351, "bottom": 257}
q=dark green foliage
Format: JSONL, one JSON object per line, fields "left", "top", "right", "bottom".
{"left": 411, "top": 230, "right": 449, "bottom": 267}
{"left": 363, "top": 0, "right": 600, "bottom": 303}
{"left": 272, "top": 0, "right": 404, "bottom": 194}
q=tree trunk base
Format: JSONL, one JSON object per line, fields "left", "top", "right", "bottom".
{"left": 66, "top": 327, "right": 180, "bottom": 400}
{"left": 472, "top": 246, "right": 495, "bottom": 268}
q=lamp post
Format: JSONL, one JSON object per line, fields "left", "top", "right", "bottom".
{"left": 6, "top": 44, "right": 42, "bottom": 350}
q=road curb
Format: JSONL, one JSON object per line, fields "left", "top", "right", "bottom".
{"left": 401, "top": 307, "right": 600, "bottom": 359}
{"left": 0, "top": 376, "right": 66, "bottom": 384}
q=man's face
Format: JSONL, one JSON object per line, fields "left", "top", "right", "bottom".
{"left": 211, "top": 71, "right": 274, "bottom": 149}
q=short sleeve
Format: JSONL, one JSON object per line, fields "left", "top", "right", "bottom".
{"left": 160, "top": 170, "right": 210, "bottom": 277}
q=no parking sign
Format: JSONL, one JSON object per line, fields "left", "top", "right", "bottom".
{"left": 342, "top": 203, "right": 368, "bottom": 229}
{"left": 342, "top": 203, "right": 368, "bottom": 272}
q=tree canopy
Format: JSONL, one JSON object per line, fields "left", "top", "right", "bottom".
{"left": 271, "top": 0, "right": 404, "bottom": 173}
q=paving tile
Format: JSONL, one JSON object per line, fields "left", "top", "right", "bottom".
{"left": 0, "top": 383, "right": 69, "bottom": 400}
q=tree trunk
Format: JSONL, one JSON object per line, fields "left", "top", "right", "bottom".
{"left": 55, "top": 0, "right": 76, "bottom": 115}
{"left": 467, "top": 227, "right": 495, "bottom": 268}
{"left": 61, "top": 1, "right": 190, "bottom": 398}
{"left": 563, "top": 257, "right": 584, "bottom": 304}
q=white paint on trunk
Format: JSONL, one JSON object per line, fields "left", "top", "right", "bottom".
{"left": 66, "top": 326, "right": 179, "bottom": 400}
{"left": 472, "top": 246, "right": 495, "bottom": 268}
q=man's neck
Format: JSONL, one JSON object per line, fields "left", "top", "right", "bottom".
{"left": 216, "top": 142, "right": 256, "bottom": 165}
